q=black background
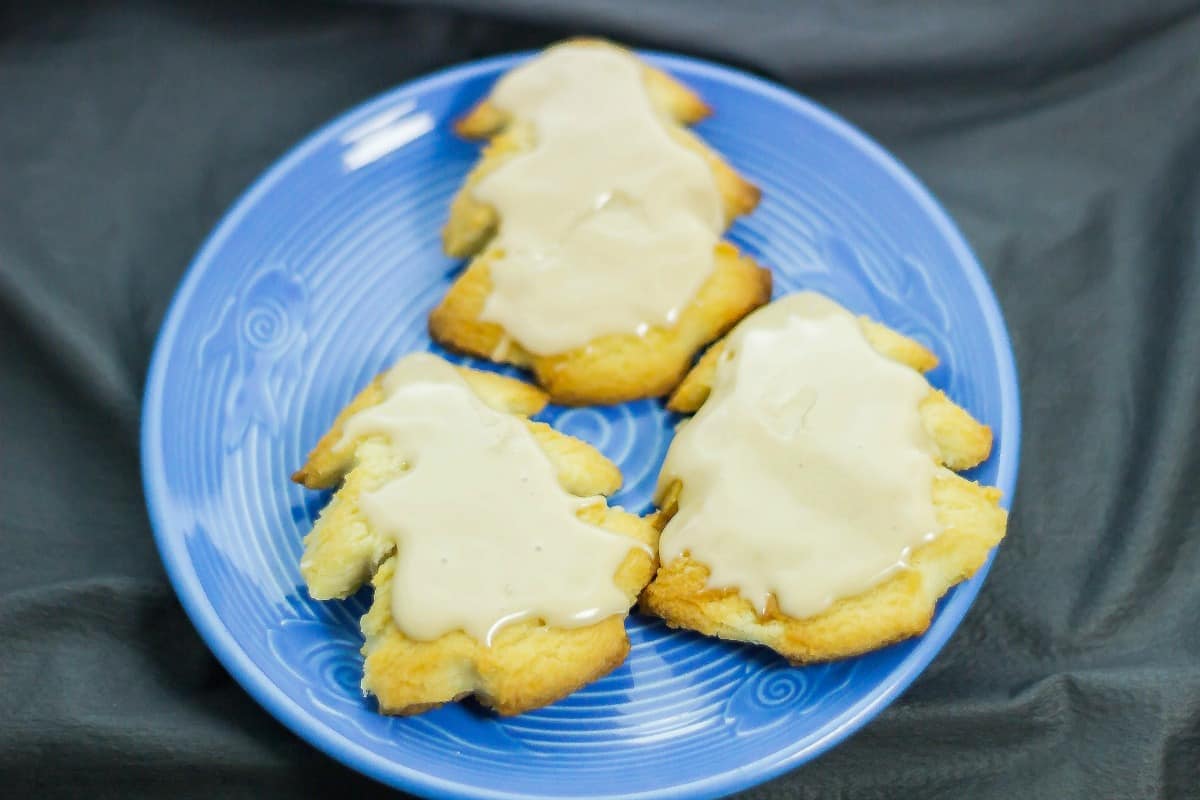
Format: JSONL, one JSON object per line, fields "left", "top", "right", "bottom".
{"left": 2, "top": 1, "right": 1199, "bottom": 798}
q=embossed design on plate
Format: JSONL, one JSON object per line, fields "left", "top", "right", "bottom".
{"left": 199, "top": 264, "right": 308, "bottom": 447}
{"left": 724, "top": 655, "right": 859, "bottom": 737}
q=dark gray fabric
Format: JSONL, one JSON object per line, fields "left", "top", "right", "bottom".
{"left": 2, "top": 1, "right": 1198, "bottom": 797}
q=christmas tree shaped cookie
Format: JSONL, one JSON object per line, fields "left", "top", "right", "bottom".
{"left": 294, "top": 353, "right": 657, "bottom": 714}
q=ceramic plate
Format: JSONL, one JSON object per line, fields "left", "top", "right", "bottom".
{"left": 142, "top": 50, "right": 1020, "bottom": 800}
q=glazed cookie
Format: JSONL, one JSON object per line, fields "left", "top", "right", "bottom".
{"left": 294, "top": 353, "right": 658, "bottom": 714}
{"left": 430, "top": 39, "right": 771, "bottom": 405}
{"left": 640, "top": 292, "right": 1007, "bottom": 663}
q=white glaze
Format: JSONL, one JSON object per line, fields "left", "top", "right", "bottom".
{"left": 658, "top": 293, "right": 944, "bottom": 619}
{"left": 474, "top": 45, "right": 723, "bottom": 354}
{"left": 342, "top": 353, "right": 643, "bottom": 644}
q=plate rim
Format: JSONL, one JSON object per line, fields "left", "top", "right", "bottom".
{"left": 141, "top": 48, "right": 1022, "bottom": 800}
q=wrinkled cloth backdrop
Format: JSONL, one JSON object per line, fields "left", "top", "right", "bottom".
{"left": 2, "top": 1, "right": 1198, "bottom": 798}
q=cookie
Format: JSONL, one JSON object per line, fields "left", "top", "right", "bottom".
{"left": 294, "top": 353, "right": 658, "bottom": 714}
{"left": 640, "top": 292, "right": 1007, "bottom": 663}
{"left": 430, "top": 39, "right": 771, "bottom": 405}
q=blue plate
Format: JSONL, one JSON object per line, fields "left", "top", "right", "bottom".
{"left": 142, "top": 51, "right": 1020, "bottom": 800}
